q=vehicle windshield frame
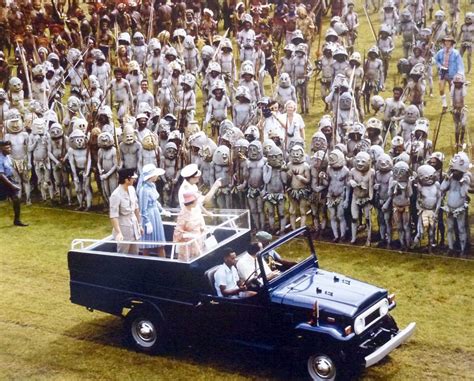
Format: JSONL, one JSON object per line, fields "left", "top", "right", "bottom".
{"left": 256, "top": 227, "right": 317, "bottom": 289}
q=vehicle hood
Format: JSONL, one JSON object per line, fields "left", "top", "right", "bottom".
{"left": 270, "top": 267, "right": 387, "bottom": 318}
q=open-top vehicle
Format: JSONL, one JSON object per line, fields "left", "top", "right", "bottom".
{"left": 68, "top": 209, "right": 415, "bottom": 380}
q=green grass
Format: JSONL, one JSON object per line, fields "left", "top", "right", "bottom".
{"left": 1, "top": 203, "right": 473, "bottom": 380}
{"left": 1, "top": 3, "right": 474, "bottom": 380}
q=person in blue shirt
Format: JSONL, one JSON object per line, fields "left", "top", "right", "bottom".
{"left": 434, "top": 34, "right": 465, "bottom": 112}
{"left": 0, "top": 141, "right": 28, "bottom": 226}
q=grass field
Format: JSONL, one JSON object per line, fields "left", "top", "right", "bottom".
{"left": 1, "top": 2, "right": 474, "bottom": 380}
{"left": 1, "top": 203, "right": 473, "bottom": 380}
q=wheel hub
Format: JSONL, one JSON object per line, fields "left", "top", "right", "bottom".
{"left": 132, "top": 319, "right": 157, "bottom": 347}
{"left": 308, "top": 354, "right": 336, "bottom": 380}
{"left": 315, "top": 358, "right": 332, "bottom": 377}
{"left": 138, "top": 322, "right": 154, "bottom": 341}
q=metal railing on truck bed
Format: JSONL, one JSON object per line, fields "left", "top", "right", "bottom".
{"left": 70, "top": 209, "right": 251, "bottom": 262}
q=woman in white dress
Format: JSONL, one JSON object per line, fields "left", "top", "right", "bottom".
{"left": 280, "top": 100, "right": 306, "bottom": 150}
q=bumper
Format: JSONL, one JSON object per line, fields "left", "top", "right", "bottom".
{"left": 365, "top": 322, "right": 416, "bottom": 368}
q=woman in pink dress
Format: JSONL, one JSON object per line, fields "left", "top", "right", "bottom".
{"left": 173, "top": 191, "right": 206, "bottom": 261}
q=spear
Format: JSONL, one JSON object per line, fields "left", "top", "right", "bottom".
{"left": 64, "top": 57, "right": 93, "bottom": 108}
{"left": 363, "top": 6, "right": 378, "bottom": 44}
{"left": 361, "top": 49, "right": 368, "bottom": 114}
{"left": 347, "top": 66, "right": 359, "bottom": 123}
{"left": 114, "top": 21, "right": 119, "bottom": 66}
{"left": 113, "top": 120, "right": 121, "bottom": 164}
{"left": 432, "top": 109, "right": 445, "bottom": 151}
{"left": 382, "top": 119, "right": 396, "bottom": 150}
{"left": 16, "top": 42, "right": 32, "bottom": 100}
{"left": 311, "top": 8, "right": 324, "bottom": 105}
{"left": 210, "top": 28, "right": 230, "bottom": 63}
{"left": 466, "top": 120, "right": 473, "bottom": 161}
{"left": 333, "top": 91, "right": 340, "bottom": 147}
{"left": 48, "top": 45, "right": 91, "bottom": 102}
{"left": 147, "top": 4, "right": 155, "bottom": 43}
{"left": 311, "top": 69, "right": 321, "bottom": 105}
{"left": 31, "top": 37, "right": 41, "bottom": 65}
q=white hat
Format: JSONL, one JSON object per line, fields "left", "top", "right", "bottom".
{"left": 142, "top": 164, "right": 165, "bottom": 181}
{"left": 181, "top": 163, "right": 201, "bottom": 178}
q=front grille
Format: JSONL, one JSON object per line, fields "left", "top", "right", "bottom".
{"left": 365, "top": 309, "right": 381, "bottom": 326}
{"left": 354, "top": 298, "right": 389, "bottom": 335}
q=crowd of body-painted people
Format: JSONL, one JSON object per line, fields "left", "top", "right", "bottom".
{"left": 0, "top": 0, "right": 472, "bottom": 256}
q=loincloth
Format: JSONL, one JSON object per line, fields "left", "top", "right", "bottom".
{"left": 12, "top": 158, "right": 29, "bottom": 177}
{"left": 247, "top": 186, "right": 262, "bottom": 199}
{"left": 419, "top": 209, "right": 435, "bottom": 227}
{"left": 393, "top": 205, "right": 409, "bottom": 214}
{"left": 295, "top": 78, "right": 307, "bottom": 86}
{"left": 288, "top": 188, "right": 310, "bottom": 201}
{"left": 326, "top": 196, "right": 342, "bottom": 208}
{"left": 217, "top": 186, "right": 231, "bottom": 195}
{"left": 34, "top": 159, "right": 50, "bottom": 171}
{"left": 355, "top": 197, "right": 371, "bottom": 207}
{"left": 263, "top": 192, "right": 285, "bottom": 205}
{"left": 442, "top": 203, "right": 468, "bottom": 218}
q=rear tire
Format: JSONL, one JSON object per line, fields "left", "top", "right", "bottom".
{"left": 124, "top": 307, "right": 166, "bottom": 354}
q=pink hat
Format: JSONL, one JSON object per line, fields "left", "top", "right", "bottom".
{"left": 183, "top": 191, "right": 198, "bottom": 205}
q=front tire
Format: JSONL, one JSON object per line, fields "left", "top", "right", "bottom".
{"left": 124, "top": 308, "right": 165, "bottom": 354}
{"left": 307, "top": 353, "right": 338, "bottom": 381}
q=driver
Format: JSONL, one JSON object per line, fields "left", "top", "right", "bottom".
{"left": 236, "top": 243, "right": 279, "bottom": 287}
{"left": 214, "top": 247, "right": 256, "bottom": 298}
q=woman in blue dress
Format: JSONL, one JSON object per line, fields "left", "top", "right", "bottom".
{"left": 138, "top": 164, "right": 171, "bottom": 256}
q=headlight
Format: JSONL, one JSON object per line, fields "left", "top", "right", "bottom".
{"left": 354, "top": 316, "right": 365, "bottom": 335}
{"left": 379, "top": 298, "right": 389, "bottom": 317}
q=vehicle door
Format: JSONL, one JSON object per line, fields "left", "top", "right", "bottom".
{"left": 194, "top": 291, "right": 273, "bottom": 341}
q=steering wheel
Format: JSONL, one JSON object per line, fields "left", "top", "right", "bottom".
{"left": 242, "top": 270, "right": 262, "bottom": 291}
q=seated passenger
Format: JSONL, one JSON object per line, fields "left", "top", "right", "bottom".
{"left": 255, "top": 231, "right": 298, "bottom": 270}
{"left": 214, "top": 248, "right": 256, "bottom": 298}
{"left": 236, "top": 243, "right": 279, "bottom": 286}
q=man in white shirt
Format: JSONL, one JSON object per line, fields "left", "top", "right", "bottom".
{"left": 236, "top": 243, "right": 279, "bottom": 285}
{"left": 214, "top": 248, "right": 256, "bottom": 298}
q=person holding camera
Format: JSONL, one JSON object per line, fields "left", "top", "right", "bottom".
{"left": 434, "top": 34, "right": 465, "bottom": 113}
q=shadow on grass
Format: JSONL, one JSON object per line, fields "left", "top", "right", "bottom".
{"left": 59, "top": 315, "right": 314, "bottom": 380}
{"left": 60, "top": 315, "right": 125, "bottom": 348}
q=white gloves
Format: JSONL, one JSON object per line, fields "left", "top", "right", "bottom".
{"left": 145, "top": 222, "right": 153, "bottom": 235}
{"left": 162, "top": 210, "right": 172, "bottom": 218}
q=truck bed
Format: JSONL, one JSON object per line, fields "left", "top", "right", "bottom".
{"left": 68, "top": 224, "right": 251, "bottom": 316}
